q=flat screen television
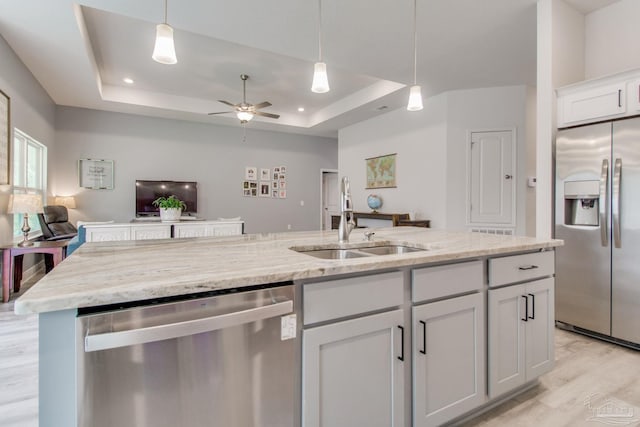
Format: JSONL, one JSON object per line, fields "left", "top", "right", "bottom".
{"left": 135, "top": 180, "right": 198, "bottom": 217}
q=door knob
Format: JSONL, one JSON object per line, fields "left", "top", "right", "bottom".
{"left": 505, "top": 174, "right": 513, "bottom": 179}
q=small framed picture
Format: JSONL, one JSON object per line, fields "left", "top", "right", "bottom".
{"left": 243, "top": 189, "right": 251, "bottom": 197}
{"left": 260, "top": 168, "right": 270, "bottom": 181}
{"left": 243, "top": 181, "right": 250, "bottom": 189}
{"left": 274, "top": 167, "right": 280, "bottom": 173}
{"left": 79, "top": 159, "right": 114, "bottom": 189}
{"left": 280, "top": 166, "right": 287, "bottom": 173}
{"left": 260, "top": 183, "right": 271, "bottom": 197}
{"left": 279, "top": 189, "right": 287, "bottom": 198}
{"left": 272, "top": 181, "right": 278, "bottom": 189}
{"left": 249, "top": 181, "right": 257, "bottom": 189}
{"left": 251, "top": 188, "right": 257, "bottom": 197}
{"left": 279, "top": 180, "right": 287, "bottom": 189}
{"left": 272, "top": 191, "right": 278, "bottom": 198}
{"left": 245, "top": 166, "right": 257, "bottom": 180}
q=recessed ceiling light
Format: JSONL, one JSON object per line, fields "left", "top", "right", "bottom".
{"left": 298, "top": 107, "right": 305, "bottom": 112}
{"left": 123, "top": 77, "right": 134, "bottom": 84}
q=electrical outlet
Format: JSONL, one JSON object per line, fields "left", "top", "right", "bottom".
{"left": 287, "top": 224, "right": 292, "bottom": 230}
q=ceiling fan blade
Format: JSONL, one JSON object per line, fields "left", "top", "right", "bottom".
{"left": 253, "top": 101, "right": 272, "bottom": 109}
{"left": 254, "top": 111, "right": 280, "bottom": 119}
{"left": 218, "top": 100, "right": 238, "bottom": 107}
{"left": 207, "top": 111, "right": 233, "bottom": 115}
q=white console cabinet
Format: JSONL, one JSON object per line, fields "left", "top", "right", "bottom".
{"left": 83, "top": 220, "right": 243, "bottom": 242}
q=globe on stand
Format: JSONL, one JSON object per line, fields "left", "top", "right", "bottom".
{"left": 367, "top": 194, "right": 383, "bottom": 213}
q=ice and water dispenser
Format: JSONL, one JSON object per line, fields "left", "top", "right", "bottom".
{"left": 564, "top": 180, "right": 600, "bottom": 226}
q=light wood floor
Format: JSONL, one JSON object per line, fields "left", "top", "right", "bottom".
{"left": 2, "top": 276, "right": 639, "bottom": 427}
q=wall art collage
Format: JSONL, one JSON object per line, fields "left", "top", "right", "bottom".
{"left": 242, "top": 166, "right": 287, "bottom": 199}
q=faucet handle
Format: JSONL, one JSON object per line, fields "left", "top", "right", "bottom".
{"left": 364, "top": 231, "right": 375, "bottom": 241}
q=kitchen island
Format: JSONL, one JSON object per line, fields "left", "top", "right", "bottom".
{"left": 16, "top": 227, "right": 562, "bottom": 427}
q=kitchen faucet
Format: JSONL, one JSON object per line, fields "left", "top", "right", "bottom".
{"left": 338, "top": 176, "right": 356, "bottom": 243}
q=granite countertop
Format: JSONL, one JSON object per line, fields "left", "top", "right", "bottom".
{"left": 14, "top": 228, "right": 563, "bottom": 315}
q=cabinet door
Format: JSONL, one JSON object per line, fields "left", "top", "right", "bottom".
{"left": 131, "top": 225, "right": 171, "bottom": 240}
{"left": 302, "top": 310, "right": 404, "bottom": 427}
{"left": 173, "top": 224, "right": 208, "bottom": 238}
{"left": 559, "top": 82, "right": 626, "bottom": 126}
{"left": 413, "top": 292, "right": 485, "bottom": 427}
{"left": 212, "top": 223, "right": 243, "bottom": 236}
{"left": 626, "top": 79, "right": 640, "bottom": 112}
{"left": 524, "top": 278, "right": 555, "bottom": 379}
{"left": 85, "top": 226, "right": 131, "bottom": 242}
{"left": 488, "top": 284, "right": 526, "bottom": 398}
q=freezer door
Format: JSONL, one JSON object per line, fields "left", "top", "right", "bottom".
{"left": 612, "top": 117, "right": 640, "bottom": 344}
{"left": 555, "top": 123, "right": 611, "bottom": 335}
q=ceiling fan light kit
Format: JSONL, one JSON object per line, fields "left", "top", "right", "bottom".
{"left": 208, "top": 74, "right": 280, "bottom": 124}
{"left": 152, "top": 0, "right": 177, "bottom": 65}
{"left": 407, "top": 0, "right": 423, "bottom": 111}
{"left": 311, "top": 62, "right": 330, "bottom": 93}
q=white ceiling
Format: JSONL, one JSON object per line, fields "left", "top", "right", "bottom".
{"left": 0, "top": 0, "right": 616, "bottom": 137}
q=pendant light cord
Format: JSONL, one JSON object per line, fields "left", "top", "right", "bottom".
{"left": 412, "top": 0, "right": 417, "bottom": 85}
{"left": 318, "top": 0, "right": 323, "bottom": 62}
{"left": 163, "top": 0, "right": 168, "bottom": 24}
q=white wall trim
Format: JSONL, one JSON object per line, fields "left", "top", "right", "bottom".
{"left": 319, "top": 168, "right": 339, "bottom": 230}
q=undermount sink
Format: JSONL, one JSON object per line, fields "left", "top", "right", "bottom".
{"left": 301, "top": 249, "right": 369, "bottom": 260}
{"left": 293, "top": 244, "right": 427, "bottom": 260}
{"left": 356, "top": 245, "right": 425, "bottom": 256}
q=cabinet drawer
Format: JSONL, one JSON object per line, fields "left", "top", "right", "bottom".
{"left": 303, "top": 271, "right": 403, "bottom": 325}
{"left": 488, "top": 251, "right": 554, "bottom": 287}
{"left": 412, "top": 261, "right": 483, "bottom": 303}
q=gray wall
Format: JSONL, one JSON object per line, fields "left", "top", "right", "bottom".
{"left": 53, "top": 107, "right": 338, "bottom": 233}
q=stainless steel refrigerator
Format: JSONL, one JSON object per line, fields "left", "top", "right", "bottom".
{"left": 555, "top": 116, "right": 640, "bottom": 347}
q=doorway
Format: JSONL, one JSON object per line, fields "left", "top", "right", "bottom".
{"left": 320, "top": 169, "right": 339, "bottom": 230}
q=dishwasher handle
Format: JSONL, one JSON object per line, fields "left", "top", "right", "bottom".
{"left": 85, "top": 299, "right": 293, "bottom": 352}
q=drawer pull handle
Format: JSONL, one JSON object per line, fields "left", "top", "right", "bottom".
{"left": 397, "top": 325, "right": 405, "bottom": 361}
{"left": 518, "top": 265, "right": 539, "bottom": 271}
{"left": 521, "top": 295, "right": 529, "bottom": 322}
{"left": 419, "top": 320, "right": 427, "bottom": 355}
{"left": 528, "top": 293, "right": 535, "bottom": 320}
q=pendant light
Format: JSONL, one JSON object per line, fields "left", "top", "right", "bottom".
{"left": 407, "top": 0, "right": 423, "bottom": 111}
{"left": 152, "top": 0, "right": 178, "bottom": 65}
{"left": 311, "top": 0, "right": 330, "bottom": 93}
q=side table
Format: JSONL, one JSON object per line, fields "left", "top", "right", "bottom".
{"left": 1, "top": 241, "right": 67, "bottom": 303}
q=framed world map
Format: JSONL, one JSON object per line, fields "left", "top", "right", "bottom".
{"left": 366, "top": 153, "right": 396, "bottom": 189}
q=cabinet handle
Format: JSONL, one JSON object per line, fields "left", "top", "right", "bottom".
{"left": 397, "top": 325, "right": 404, "bottom": 361}
{"left": 419, "top": 320, "right": 427, "bottom": 355}
{"left": 618, "top": 89, "right": 622, "bottom": 108}
{"left": 521, "top": 295, "right": 529, "bottom": 322}
{"left": 528, "top": 293, "right": 535, "bottom": 320}
{"left": 518, "top": 265, "right": 538, "bottom": 271}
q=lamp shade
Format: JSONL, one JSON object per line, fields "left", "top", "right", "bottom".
{"left": 8, "top": 194, "right": 43, "bottom": 214}
{"left": 311, "top": 62, "right": 330, "bottom": 93}
{"left": 152, "top": 23, "right": 177, "bottom": 64}
{"left": 407, "top": 85, "right": 424, "bottom": 111}
{"left": 55, "top": 196, "right": 77, "bottom": 209}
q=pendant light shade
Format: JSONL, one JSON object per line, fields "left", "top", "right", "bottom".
{"left": 407, "top": 0, "right": 423, "bottom": 111}
{"left": 312, "top": 62, "right": 330, "bottom": 93}
{"left": 311, "top": 0, "right": 330, "bottom": 93}
{"left": 152, "top": 0, "right": 177, "bottom": 65}
{"left": 152, "top": 23, "right": 177, "bottom": 64}
{"left": 407, "top": 85, "right": 424, "bottom": 111}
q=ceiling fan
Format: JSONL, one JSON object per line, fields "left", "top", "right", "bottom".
{"left": 208, "top": 74, "right": 280, "bottom": 124}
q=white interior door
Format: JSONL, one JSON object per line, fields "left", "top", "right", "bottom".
{"left": 468, "top": 130, "right": 515, "bottom": 226}
{"left": 321, "top": 170, "right": 339, "bottom": 230}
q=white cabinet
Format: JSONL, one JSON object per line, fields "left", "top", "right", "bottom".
{"left": 302, "top": 310, "right": 404, "bottom": 427}
{"left": 558, "top": 82, "right": 626, "bottom": 127}
{"left": 488, "top": 277, "right": 554, "bottom": 398}
{"left": 302, "top": 272, "right": 405, "bottom": 427}
{"left": 413, "top": 292, "right": 485, "bottom": 427}
{"left": 85, "top": 226, "right": 131, "bottom": 242}
{"left": 173, "top": 221, "right": 243, "bottom": 238}
{"left": 627, "top": 78, "right": 640, "bottom": 112}
{"left": 131, "top": 224, "right": 171, "bottom": 240}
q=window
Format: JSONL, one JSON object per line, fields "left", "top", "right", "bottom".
{"left": 12, "top": 129, "right": 47, "bottom": 238}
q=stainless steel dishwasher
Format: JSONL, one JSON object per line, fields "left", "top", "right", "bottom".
{"left": 76, "top": 283, "right": 299, "bottom": 427}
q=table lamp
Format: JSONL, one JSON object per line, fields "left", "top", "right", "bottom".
{"left": 54, "top": 196, "right": 77, "bottom": 209}
{"left": 7, "top": 194, "right": 44, "bottom": 247}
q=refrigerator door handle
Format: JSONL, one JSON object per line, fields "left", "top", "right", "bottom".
{"left": 600, "top": 159, "right": 609, "bottom": 247}
{"left": 613, "top": 158, "right": 622, "bottom": 248}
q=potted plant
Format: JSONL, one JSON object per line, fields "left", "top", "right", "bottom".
{"left": 152, "top": 195, "right": 186, "bottom": 222}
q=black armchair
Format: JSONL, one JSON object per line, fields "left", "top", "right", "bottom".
{"left": 37, "top": 205, "right": 78, "bottom": 241}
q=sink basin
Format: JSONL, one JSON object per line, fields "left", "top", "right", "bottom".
{"left": 293, "top": 244, "right": 426, "bottom": 259}
{"left": 300, "top": 249, "right": 369, "bottom": 260}
{"left": 356, "top": 245, "right": 425, "bottom": 255}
